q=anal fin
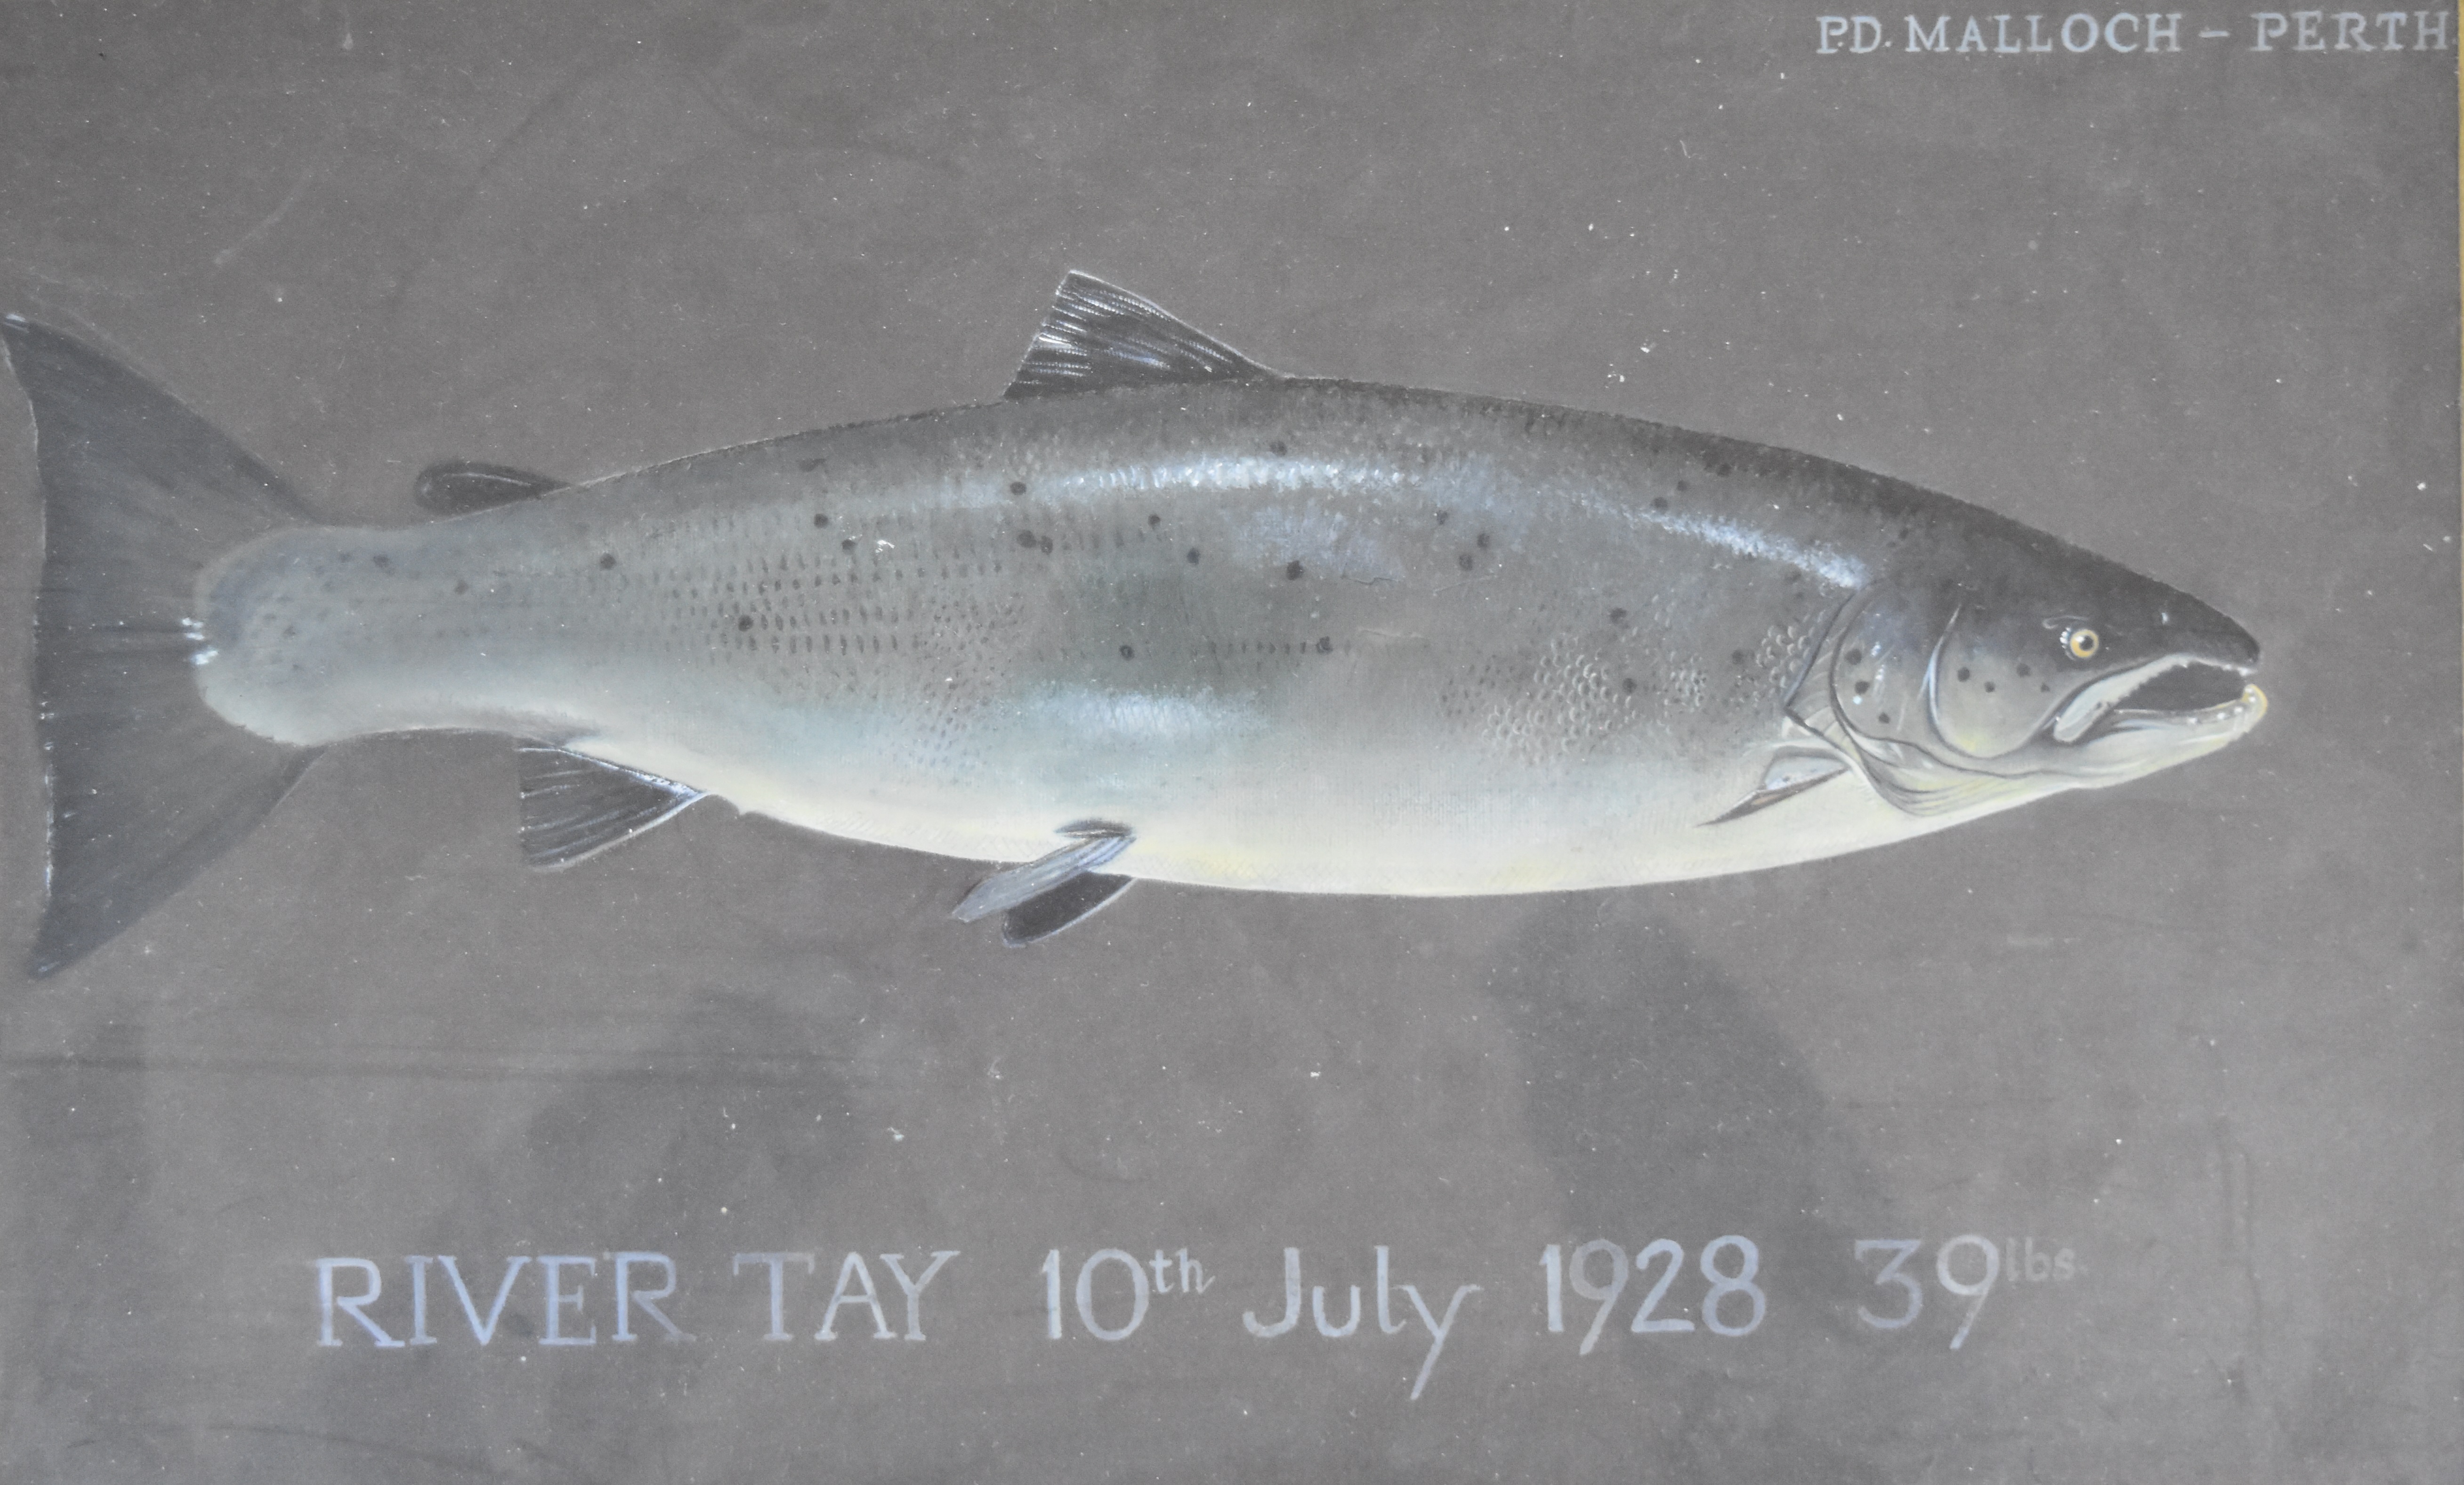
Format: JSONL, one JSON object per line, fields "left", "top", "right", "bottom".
{"left": 1003, "top": 873, "right": 1133, "bottom": 945}
{"left": 953, "top": 821, "right": 1132, "bottom": 925}
{"left": 517, "top": 743, "right": 703, "bottom": 868}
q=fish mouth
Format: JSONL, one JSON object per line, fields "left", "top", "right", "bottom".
{"left": 2050, "top": 655, "right": 2266, "bottom": 751}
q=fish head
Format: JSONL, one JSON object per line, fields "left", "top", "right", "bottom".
{"left": 1808, "top": 539, "right": 2265, "bottom": 816}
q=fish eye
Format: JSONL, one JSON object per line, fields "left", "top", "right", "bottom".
{"left": 2065, "top": 627, "right": 2100, "bottom": 660}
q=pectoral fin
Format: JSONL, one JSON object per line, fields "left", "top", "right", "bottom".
{"left": 1706, "top": 750, "right": 1850, "bottom": 825}
{"left": 517, "top": 743, "right": 704, "bottom": 868}
{"left": 953, "top": 821, "right": 1133, "bottom": 923}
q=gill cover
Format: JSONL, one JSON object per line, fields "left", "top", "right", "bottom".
{"left": 1793, "top": 585, "right": 2040, "bottom": 817}
{"left": 1929, "top": 601, "right": 2117, "bottom": 760}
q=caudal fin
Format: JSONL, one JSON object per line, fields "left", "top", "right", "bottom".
{"left": 2, "top": 316, "right": 323, "bottom": 976}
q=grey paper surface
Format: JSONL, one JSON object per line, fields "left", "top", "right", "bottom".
{"left": 0, "top": 3, "right": 2454, "bottom": 1481}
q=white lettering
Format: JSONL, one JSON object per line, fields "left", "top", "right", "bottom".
{"left": 1855, "top": 1240, "right": 1925, "bottom": 1329}
{"left": 1961, "top": 16, "right": 1992, "bottom": 46}
{"left": 2105, "top": 11, "right": 2142, "bottom": 47}
{"left": 539, "top": 1255, "right": 597, "bottom": 1346}
{"left": 612, "top": 1252, "right": 688, "bottom": 1342}
{"left": 316, "top": 1258, "right": 402, "bottom": 1348}
{"left": 2026, "top": 12, "right": 2060, "bottom": 46}
{"left": 1851, "top": 14, "right": 1887, "bottom": 49}
{"left": 1373, "top": 1245, "right": 1408, "bottom": 1335}
{"left": 1818, "top": 14, "right": 1852, "bottom": 49}
{"left": 1312, "top": 1281, "right": 1362, "bottom": 1338}
{"left": 406, "top": 1255, "right": 436, "bottom": 1345}
{"left": 879, "top": 1250, "right": 958, "bottom": 1341}
{"left": 1909, "top": 14, "right": 1952, "bottom": 48}
{"left": 433, "top": 1255, "right": 527, "bottom": 1346}
{"left": 731, "top": 1252, "right": 814, "bottom": 1342}
{"left": 2147, "top": 10, "right": 2184, "bottom": 46}
{"left": 2251, "top": 10, "right": 2291, "bottom": 46}
{"left": 1177, "top": 1249, "right": 1213, "bottom": 1295}
{"left": 1630, "top": 1238, "right": 1694, "bottom": 1334}
{"left": 2295, "top": 8, "right": 2327, "bottom": 45}
{"left": 2335, "top": 8, "right": 2376, "bottom": 41}
{"left": 2375, "top": 10, "right": 2409, "bottom": 43}
{"left": 1073, "top": 1249, "right": 1148, "bottom": 1342}
{"left": 1243, "top": 1247, "right": 1303, "bottom": 1337}
{"left": 2062, "top": 11, "right": 2102, "bottom": 47}
{"left": 816, "top": 1252, "right": 895, "bottom": 1341}
{"left": 1401, "top": 1280, "right": 1482, "bottom": 1402}
{"left": 1997, "top": 13, "right": 2027, "bottom": 49}
{"left": 1697, "top": 1236, "right": 1767, "bottom": 1337}
{"left": 1570, "top": 1239, "right": 1631, "bottom": 1353}
{"left": 1540, "top": 1244, "right": 1564, "bottom": 1332}
{"left": 1936, "top": 1234, "right": 2001, "bottom": 1350}
{"left": 2416, "top": 8, "right": 2449, "bottom": 46}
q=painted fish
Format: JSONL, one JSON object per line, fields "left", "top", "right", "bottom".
{"left": 1, "top": 275, "right": 2264, "bottom": 974}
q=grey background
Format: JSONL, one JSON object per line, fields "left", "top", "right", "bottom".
{"left": 0, "top": 2, "right": 2454, "bottom": 1481}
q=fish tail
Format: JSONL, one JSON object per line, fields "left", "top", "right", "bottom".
{"left": 3, "top": 316, "right": 323, "bottom": 976}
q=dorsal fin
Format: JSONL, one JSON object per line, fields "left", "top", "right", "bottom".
{"left": 516, "top": 743, "right": 703, "bottom": 868}
{"left": 1004, "top": 273, "right": 1278, "bottom": 400}
{"left": 416, "top": 460, "right": 565, "bottom": 515}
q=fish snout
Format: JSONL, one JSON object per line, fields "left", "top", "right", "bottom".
{"left": 2154, "top": 593, "right": 2261, "bottom": 673}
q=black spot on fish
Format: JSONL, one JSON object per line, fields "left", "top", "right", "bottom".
{"left": 1476, "top": 532, "right": 1491, "bottom": 549}
{"left": 453, "top": 580, "right": 468, "bottom": 594}
{"left": 798, "top": 456, "right": 824, "bottom": 472}
{"left": 1957, "top": 666, "right": 1971, "bottom": 681}
{"left": 1148, "top": 513, "right": 1162, "bottom": 527}
{"left": 2016, "top": 663, "right": 2032, "bottom": 678}
{"left": 1040, "top": 536, "right": 1052, "bottom": 554}
{"left": 2040, "top": 683, "right": 2051, "bottom": 693}
{"left": 1436, "top": 511, "right": 1450, "bottom": 525}
{"left": 1651, "top": 496, "right": 1668, "bottom": 511}
{"left": 1675, "top": 480, "right": 1689, "bottom": 493}
{"left": 372, "top": 554, "right": 391, "bottom": 570}
{"left": 1120, "top": 644, "right": 1134, "bottom": 660}
{"left": 599, "top": 553, "right": 616, "bottom": 569}
{"left": 842, "top": 537, "right": 857, "bottom": 552}
{"left": 1269, "top": 441, "right": 1287, "bottom": 456}
{"left": 1286, "top": 560, "right": 1304, "bottom": 580}
{"left": 1009, "top": 480, "right": 1027, "bottom": 495}
{"left": 1187, "top": 549, "right": 1201, "bottom": 564}
{"left": 1877, "top": 712, "right": 1892, "bottom": 725}
{"left": 813, "top": 513, "right": 829, "bottom": 527}
{"left": 1316, "top": 636, "right": 1332, "bottom": 653}
{"left": 1458, "top": 553, "right": 1475, "bottom": 571}
{"left": 1622, "top": 677, "right": 1637, "bottom": 693}
{"left": 1609, "top": 608, "right": 1628, "bottom": 625}
{"left": 1847, "top": 648, "right": 1865, "bottom": 665}
{"left": 1018, "top": 531, "right": 1038, "bottom": 548}
{"left": 1714, "top": 463, "right": 1732, "bottom": 477}
{"left": 1854, "top": 680, "right": 1870, "bottom": 696}
{"left": 1730, "top": 649, "right": 1747, "bottom": 665}
{"left": 1984, "top": 682, "right": 1996, "bottom": 693}
{"left": 737, "top": 616, "right": 753, "bottom": 632}
{"left": 1785, "top": 570, "right": 1802, "bottom": 584}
